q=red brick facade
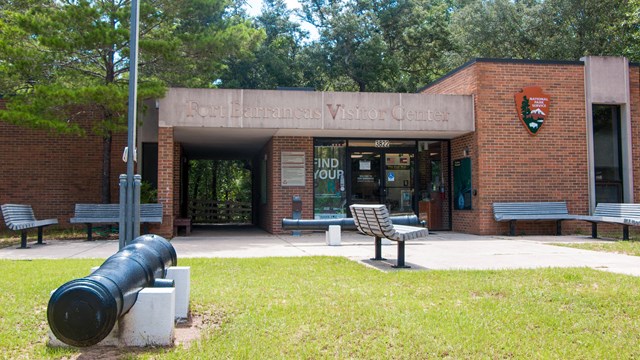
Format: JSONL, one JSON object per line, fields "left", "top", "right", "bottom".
{"left": 155, "top": 126, "right": 183, "bottom": 238}
{"left": 0, "top": 100, "right": 126, "bottom": 227}
{"left": 422, "top": 59, "right": 639, "bottom": 235}
{"left": 260, "top": 137, "right": 314, "bottom": 233}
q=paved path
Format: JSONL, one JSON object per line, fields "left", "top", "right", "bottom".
{"left": 1, "top": 228, "right": 639, "bottom": 276}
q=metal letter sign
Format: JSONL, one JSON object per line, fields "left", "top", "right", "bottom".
{"left": 514, "top": 86, "right": 550, "bottom": 135}
{"left": 375, "top": 140, "right": 390, "bottom": 148}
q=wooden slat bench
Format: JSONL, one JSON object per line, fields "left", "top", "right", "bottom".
{"left": 349, "top": 204, "right": 428, "bottom": 268}
{"left": 574, "top": 203, "right": 640, "bottom": 240}
{"left": 70, "top": 203, "right": 163, "bottom": 240}
{"left": 1, "top": 204, "right": 58, "bottom": 248}
{"left": 493, "top": 202, "right": 576, "bottom": 236}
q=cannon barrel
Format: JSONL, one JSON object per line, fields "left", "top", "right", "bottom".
{"left": 47, "top": 234, "right": 177, "bottom": 347}
{"left": 282, "top": 215, "right": 424, "bottom": 231}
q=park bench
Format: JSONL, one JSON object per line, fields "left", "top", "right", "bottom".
{"left": 493, "top": 201, "right": 575, "bottom": 236}
{"left": 70, "top": 203, "right": 163, "bottom": 240}
{"left": 349, "top": 204, "right": 428, "bottom": 268}
{"left": 1, "top": 204, "right": 58, "bottom": 248}
{"left": 574, "top": 203, "right": 640, "bottom": 240}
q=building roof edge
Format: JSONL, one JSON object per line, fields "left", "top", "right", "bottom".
{"left": 417, "top": 58, "right": 585, "bottom": 93}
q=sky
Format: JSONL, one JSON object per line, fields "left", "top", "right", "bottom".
{"left": 244, "top": 0, "right": 302, "bottom": 16}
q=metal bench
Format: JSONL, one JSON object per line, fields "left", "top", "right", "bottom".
{"left": 70, "top": 203, "right": 163, "bottom": 240}
{"left": 574, "top": 203, "right": 640, "bottom": 240}
{"left": 493, "top": 202, "right": 575, "bottom": 236}
{"left": 1, "top": 204, "right": 58, "bottom": 248}
{"left": 349, "top": 204, "right": 428, "bottom": 268}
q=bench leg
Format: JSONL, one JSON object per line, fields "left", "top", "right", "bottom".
{"left": 623, "top": 225, "right": 629, "bottom": 241}
{"left": 509, "top": 221, "right": 516, "bottom": 236}
{"left": 591, "top": 223, "right": 598, "bottom": 239}
{"left": 87, "top": 224, "right": 93, "bottom": 241}
{"left": 392, "top": 241, "right": 410, "bottom": 269}
{"left": 19, "top": 230, "right": 28, "bottom": 249}
{"left": 36, "top": 227, "right": 46, "bottom": 245}
{"left": 371, "top": 236, "right": 386, "bottom": 261}
{"left": 556, "top": 221, "right": 562, "bottom": 236}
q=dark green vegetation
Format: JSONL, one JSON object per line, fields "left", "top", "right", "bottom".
{"left": 1, "top": 257, "right": 640, "bottom": 358}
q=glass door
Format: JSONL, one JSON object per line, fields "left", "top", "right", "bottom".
{"left": 384, "top": 153, "right": 414, "bottom": 215}
{"left": 349, "top": 150, "right": 415, "bottom": 215}
{"left": 350, "top": 152, "right": 382, "bottom": 205}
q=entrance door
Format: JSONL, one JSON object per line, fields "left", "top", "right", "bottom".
{"left": 349, "top": 150, "right": 415, "bottom": 215}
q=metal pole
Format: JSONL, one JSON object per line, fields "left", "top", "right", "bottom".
{"left": 125, "top": 0, "right": 140, "bottom": 246}
{"left": 133, "top": 175, "right": 141, "bottom": 239}
{"left": 118, "top": 175, "right": 127, "bottom": 250}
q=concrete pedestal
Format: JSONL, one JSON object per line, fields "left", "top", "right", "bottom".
{"left": 326, "top": 225, "right": 341, "bottom": 246}
{"left": 165, "top": 266, "right": 190, "bottom": 320}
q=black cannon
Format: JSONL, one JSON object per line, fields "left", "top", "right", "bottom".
{"left": 282, "top": 214, "right": 425, "bottom": 231}
{"left": 47, "top": 234, "right": 177, "bottom": 347}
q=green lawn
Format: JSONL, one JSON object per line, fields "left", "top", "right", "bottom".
{"left": 0, "top": 227, "right": 116, "bottom": 248}
{"left": 555, "top": 240, "right": 640, "bottom": 257}
{"left": 2, "top": 257, "right": 640, "bottom": 359}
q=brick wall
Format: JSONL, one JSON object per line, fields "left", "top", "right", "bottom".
{"left": 0, "top": 100, "right": 127, "bottom": 228}
{"left": 155, "top": 126, "right": 179, "bottom": 238}
{"left": 266, "top": 136, "right": 314, "bottom": 233}
{"left": 424, "top": 60, "right": 595, "bottom": 235}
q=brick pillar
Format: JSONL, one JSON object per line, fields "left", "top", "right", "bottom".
{"left": 156, "top": 127, "right": 176, "bottom": 238}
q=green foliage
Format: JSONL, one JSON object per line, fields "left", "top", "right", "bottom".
{"left": 189, "top": 160, "right": 252, "bottom": 203}
{"left": 450, "top": 0, "right": 640, "bottom": 63}
{"left": 140, "top": 181, "right": 158, "bottom": 203}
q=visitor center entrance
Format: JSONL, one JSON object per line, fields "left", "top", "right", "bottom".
{"left": 314, "top": 139, "right": 450, "bottom": 230}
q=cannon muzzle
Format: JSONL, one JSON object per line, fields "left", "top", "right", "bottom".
{"left": 47, "top": 234, "right": 177, "bottom": 347}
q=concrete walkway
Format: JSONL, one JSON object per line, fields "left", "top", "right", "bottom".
{"left": 1, "top": 226, "right": 640, "bottom": 276}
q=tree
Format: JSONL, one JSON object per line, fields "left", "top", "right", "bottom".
{"left": 0, "top": 0, "right": 262, "bottom": 203}
{"left": 298, "top": 0, "right": 395, "bottom": 92}
{"left": 449, "top": 0, "right": 640, "bottom": 63}
{"left": 219, "top": 0, "right": 305, "bottom": 89}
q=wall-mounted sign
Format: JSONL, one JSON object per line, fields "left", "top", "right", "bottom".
{"left": 514, "top": 86, "right": 550, "bottom": 135}
{"left": 281, "top": 151, "right": 305, "bottom": 186}
{"left": 453, "top": 158, "right": 472, "bottom": 210}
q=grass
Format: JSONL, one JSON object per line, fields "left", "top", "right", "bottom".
{"left": 1, "top": 257, "right": 640, "bottom": 359}
{"left": 556, "top": 240, "right": 640, "bottom": 257}
{"left": 0, "top": 227, "right": 117, "bottom": 248}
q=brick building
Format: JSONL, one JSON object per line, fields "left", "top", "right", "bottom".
{"left": 1, "top": 56, "right": 638, "bottom": 238}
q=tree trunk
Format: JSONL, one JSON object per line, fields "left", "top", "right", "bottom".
{"left": 101, "top": 132, "right": 112, "bottom": 204}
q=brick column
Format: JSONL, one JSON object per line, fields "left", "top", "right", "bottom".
{"left": 156, "top": 127, "right": 176, "bottom": 238}
{"left": 269, "top": 136, "right": 314, "bottom": 233}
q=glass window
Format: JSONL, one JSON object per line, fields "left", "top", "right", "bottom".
{"left": 593, "top": 105, "right": 623, "bottom": 203}
{"left": 314, "top": 140, "right": 347, "bottom": 219}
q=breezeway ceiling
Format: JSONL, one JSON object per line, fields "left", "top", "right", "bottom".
{"left": 174, "top": 126, "right": 470, "bottom": 160}
{"left": 174, "top": 128, "right": 277, "bottom": 160}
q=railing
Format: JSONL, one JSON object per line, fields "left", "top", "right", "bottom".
{"left": 189, "top": 200, "right": 252, "bottom": 224}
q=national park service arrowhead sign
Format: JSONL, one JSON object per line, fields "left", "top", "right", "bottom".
{"left": 514, "top": 86, "right": 550, "bottom": 135}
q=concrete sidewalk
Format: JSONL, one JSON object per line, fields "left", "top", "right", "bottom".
{"left": 1, "top": 227, "right": 639, "bottom": 276}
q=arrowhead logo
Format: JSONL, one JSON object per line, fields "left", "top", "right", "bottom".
{"left": 514, "top": 86, "right": 550, "bottom": 135}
